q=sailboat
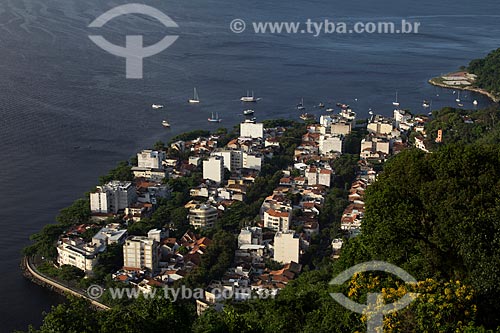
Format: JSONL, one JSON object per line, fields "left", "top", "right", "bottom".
{"left": 423, "top": 100, "right": 431, "bottom": 108}
{"left": 189, "top": 88, "right": 200, "bottom": 104}
{"left": 208, "top": 112, "right": 221, "bottom": 123}
{"left": 241, "top": 91, "right": 257, "bottom": 102}
{"left": 392, "top": 91, "right": 400, "bottom": 107}
{"left": 297, "top": 98, "right": 305, "bottom": 111}
{"left": 455, "top": 91, "right": 461, "bottom": 103}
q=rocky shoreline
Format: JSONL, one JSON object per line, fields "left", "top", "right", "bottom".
{"left": 21, "top": 257, "right": 109, "bottom": 311}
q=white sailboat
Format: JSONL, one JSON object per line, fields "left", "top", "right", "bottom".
{"left": 241, "top": 90, "right": 257, "bottom": 102}
{"left": 392, "top": 91, "right": 400, "bottom": 106}
{"left": 189, "top": 87, "right": 200, "bottom": 104}
{"left": 297, "top": 98, "right": 305, "bottom": 111}
{"left": 456, "top": 91, "right": 461, "bottom": 103}
{"left": 208, "top": 112, "right": 221, "bottom": 123}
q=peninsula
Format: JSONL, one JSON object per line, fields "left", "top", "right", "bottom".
{"left": 429, "top": 48, "right": 500, "bottom": 103}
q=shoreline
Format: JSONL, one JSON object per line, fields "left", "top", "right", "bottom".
{"left": 21, "top": 256, "right": 110, "bottom": 311}
{"left": 428, "top": 77, "right": 500, "bottom": 103}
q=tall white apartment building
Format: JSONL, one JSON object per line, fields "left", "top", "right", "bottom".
{"left": 274, "top": 232, "right": 299, "bottom": 264}
{"left": 203, "top": 156, "right": 224, "bottom": 184}
{"left": 212, "top": 150, "right": 243, "bottom": 172}
{"left": 90, "top": 181, "right": 136, "bottom": 214}
{"left": 123, "top": 235, "right": 159, "bottom": 272}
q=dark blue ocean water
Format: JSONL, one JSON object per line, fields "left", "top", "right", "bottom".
{"left": 1, "top": 0, "right": 499, "bottom": 330}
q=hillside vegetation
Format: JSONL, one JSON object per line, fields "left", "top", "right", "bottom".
{"left": 469, "top": 48, "right": 500, "bottom": 97}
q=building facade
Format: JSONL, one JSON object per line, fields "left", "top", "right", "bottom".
{"left": 57, "top": 239, "right": 100, "bottom": 275}
{"left": 240, "top": 121, "right": 264, "bottom": 139}
{"left": 319, "top": 135, "right": 344, "bottom": 155}
{"left": 123, "top": 236, "right": 159, "bottom": 272}
{"left": 137, "top": 150, "right": 165, "bottom": 169}
{"left": 189, "top": 204, "right": 218, "bottom": 229}
{"left": 274, "top": 232, "right": 299, "bottom": 264}
{"left": 203, "top": 156, "right": 224, "bottom": 184}
{"left": 264, "top": 209, "right": 291, "bottom": 232}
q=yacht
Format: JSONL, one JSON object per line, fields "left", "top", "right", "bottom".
{"left": 208, "top": 112, "right": 222, "bottom": 123}
{"left": 162, "top": 120, "right": 170, "bottom": 128}
{"left": 340, "top": 108, "right": 356, "bottom": 120}
{"left": 392, "top": 91, "right": 400, "bottom": 107}
{"left": 297, "top": 98, "right": 305, "bottom": 111}
{"left": 243, "top": 109, "right": 255, "bottom": 116}
{"left": 300, "top": 113, "right": 314, "bottom": 121}
{"left": 326, "top": 108, "right": 334, "bottom": 112}
{"left": 473, "top": 100, "right": 478, "bottom": 106}
{"left": 188, "top": 87, "right": 200, "bottom": 104}
{"left": 152, "top": 104, "right": 164, "bottom": 109}
{"left": 241, "top": 91, "right": 257, "bottom": 102}
{"left": 318, "top": 102, "right": 325, "bottom": 108}
{"left": 422, "top": 100, "right": 430, "bottom": 108}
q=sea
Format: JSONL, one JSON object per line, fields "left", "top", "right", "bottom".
{"left": 1, "top": 0, "right": 499, "bottom": 331}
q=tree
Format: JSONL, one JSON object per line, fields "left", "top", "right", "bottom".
{"left": 153, "top": 140, "right": 166, "bottom": 151}
{"left": 468, "top": 48, "right": 500, "bottom": 96}
{"left": 56, "top": 198, "right": 91, "bottom": 226}
{"left": 354, "top": 145, "right": 500, "bottom": 328}
{"left": 38, "top": 297, "right": 99, "bottom": 333}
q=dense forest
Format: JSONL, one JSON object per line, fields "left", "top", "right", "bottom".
{"left": 22, "top": 106, "right": 500, "bottom": 332}
{"left": 468, "top": 48, "right": 500, "bottom": 97}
